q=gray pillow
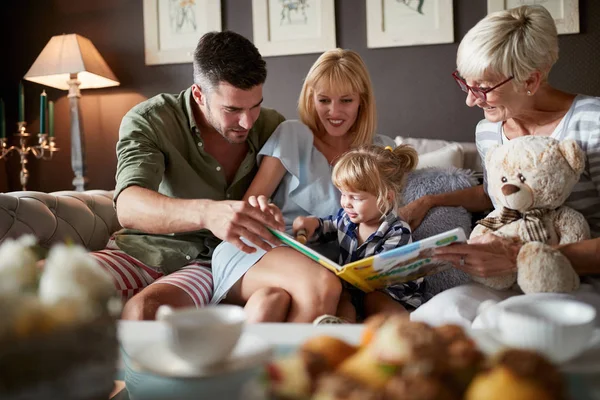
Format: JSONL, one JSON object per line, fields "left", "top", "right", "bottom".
{"left": 401, "top": 167, "right": 479, "bottom": 295}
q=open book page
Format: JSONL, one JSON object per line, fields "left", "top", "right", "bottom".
{"left": 268, "top": 227, "right": 467, "bottom": 292}
{"left": 268, "top": 229, "right": 344, "bottom": 272}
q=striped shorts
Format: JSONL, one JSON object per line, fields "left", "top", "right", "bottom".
{"left": 88, "top": 239, "right": 213, "bottom": 307}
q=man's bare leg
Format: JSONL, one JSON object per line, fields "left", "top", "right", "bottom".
{"left": 121, "top": 284, "right": 195, "bottom": 320}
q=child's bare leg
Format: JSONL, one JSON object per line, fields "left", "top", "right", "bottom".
{"left": 336, "top": 289, "right": 357, "bottom": 323}
{"left": 363, "top": 291, "right": 407, "bottom": 318}
{"left": 243, "top": 287, "right": 291, "bottom": 323}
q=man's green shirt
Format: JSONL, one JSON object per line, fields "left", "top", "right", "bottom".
{"left": 113, "top": 87, "right": 285, "bottom": 274}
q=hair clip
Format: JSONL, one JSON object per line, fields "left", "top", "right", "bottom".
{"left": 384, "top": 146, "right": 393, "bottom": 152}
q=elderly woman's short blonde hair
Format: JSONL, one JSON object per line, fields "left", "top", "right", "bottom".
{"left": 457, "top": 5, "right": 559, "bottom": 83}
{"left": 298, "top": 49, "right": 376, "bottom": 146}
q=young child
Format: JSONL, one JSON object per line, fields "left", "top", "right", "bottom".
{"left": 293, "top": 144, "right": 426, "bottom": 322}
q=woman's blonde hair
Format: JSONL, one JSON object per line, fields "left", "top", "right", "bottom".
{"left": 457, "top": 5, "right": 559, "bottom": 83}
{"left": 332, "top": 145, "right": 418, "bottom": 216}
{"left": 298, "top": 49, "right": 376, "bottom": 146}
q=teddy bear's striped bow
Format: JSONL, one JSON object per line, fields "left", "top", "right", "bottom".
{"left": 476, "top": 207, "right": 550, "bottom": 243}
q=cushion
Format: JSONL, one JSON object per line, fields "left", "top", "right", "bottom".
{"left": 395, "top": 136, "right": 454, "bottom": 154}
{"left": 416, "top": 143, "right": 464, "bottom": 170}
{"left": 402, "top": 167, "right": 479, "bottom": 296}
{"left": 395, "top": 136, "right": 483, "bottom": 173}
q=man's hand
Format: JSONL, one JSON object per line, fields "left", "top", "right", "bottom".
{"left": 203, "top": 197, "right": 285, "bottom": 253}
{"left": 398, "top": 196, "right": 433, "bottom": 231}
{"left": 433, "top": 233, "right": 522, "bottom": 277}
{"left": 247, "top": 195, "right": 285, "bottom": 228}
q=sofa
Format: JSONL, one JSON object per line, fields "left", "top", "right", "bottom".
{"left": 0, "top": 190, "right": 120, "bottom": 252}
{"left": 0, "top": 137, "right": 481, "bottom": 296}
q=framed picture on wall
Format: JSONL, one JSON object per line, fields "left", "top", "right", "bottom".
{"left": 487, "top": 0, "right": 579, "bottom": 35}
{"left": 366, "top": 0, "right": 454, "bottom": 48}
{"left": 252, "top": 0, "right": 336, "bottom": 57}
{"left": 143, "top": 0, "right": 222, "bottom": 65}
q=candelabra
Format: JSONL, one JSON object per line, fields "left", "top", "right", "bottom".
{"left": 0, "top": 121, "right": 58, "bottom": 190}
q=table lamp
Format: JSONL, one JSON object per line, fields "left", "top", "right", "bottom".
{"left": 23, "top": 33, "right": 120, "bottom": 191}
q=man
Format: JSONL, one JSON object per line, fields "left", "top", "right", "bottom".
{"left": 90, "top": 31, "right": 285, "bottom": 320}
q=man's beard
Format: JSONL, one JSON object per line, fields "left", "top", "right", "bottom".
{"left": 205, "top": 104, "right": 245, "bottom": 144}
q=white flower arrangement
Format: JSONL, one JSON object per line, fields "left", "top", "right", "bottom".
{"left": 0, "top": 235, "right": 38, "bottom": 294}
{"left": 39, "top": 243, "right": 121, "bottom": 320}
{"left": 0, "top": 236, "right": 121, "bottom": 339}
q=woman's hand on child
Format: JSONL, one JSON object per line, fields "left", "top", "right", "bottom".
{"left": 398, "top": 196, "right": 434, "bottom": 231}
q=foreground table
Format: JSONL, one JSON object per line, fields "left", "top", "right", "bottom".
{"left": 116, "top": 321, "right": 599, "bottom": 400}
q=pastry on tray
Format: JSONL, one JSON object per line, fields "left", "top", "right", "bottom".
{"left": 465, "top": 349, "right": 565, "bottom": 400}
{"left": 264, "top": 315, "right": 565, "bottom": 400}
{"left": 368, "top": 315, "right": 448, "bottom": 376}
{"left": 384, "top": 374, "right": 459, "bottom": 400}
{"left": 312, "top": 374, "right": 382, "bottom": 400}
{"left": 300, "top": 335, "right": 357, "bottom": 369}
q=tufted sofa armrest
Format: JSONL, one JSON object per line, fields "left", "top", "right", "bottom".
{"left": 0, "top": 190, "right": 121, "bottom": 251}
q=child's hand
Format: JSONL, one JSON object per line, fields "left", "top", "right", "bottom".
{"left": 292, "top": 217, "right": 320, "bottom": 243}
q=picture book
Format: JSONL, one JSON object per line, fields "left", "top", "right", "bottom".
{"left": 269, "top": 227, "right": 467, "bottom": 292}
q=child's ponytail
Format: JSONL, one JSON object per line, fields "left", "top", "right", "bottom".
{"left": 390, "top": 145, "right": 418, "bottom": 174}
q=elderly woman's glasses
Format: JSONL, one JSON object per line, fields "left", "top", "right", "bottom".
{"left": 452, "top": 71, "right": 514, "bottom": 101}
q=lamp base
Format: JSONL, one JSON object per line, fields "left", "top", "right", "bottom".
{"left": 68, "top": 74, "right": 87, "bottom": 192}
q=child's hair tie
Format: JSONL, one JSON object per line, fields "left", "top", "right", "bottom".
{"left": 384, "top": 146, "right": 393, "bottom": 152}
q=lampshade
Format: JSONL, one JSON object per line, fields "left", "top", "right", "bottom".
{"left": 23, "top": 34, "right": 120, "bottom": 90}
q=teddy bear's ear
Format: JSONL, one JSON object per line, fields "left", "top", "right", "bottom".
{"left": 485, "top": 144, "right": 501, "bottom": 166}
{"left": 558, "top": 139, "right": 586, "bottom": 175}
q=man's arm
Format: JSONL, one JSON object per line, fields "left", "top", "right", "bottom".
{"left": 116, "top": 186, "right": 283, "bottom": 253}
{"left": 116, "top": 186, "right": 211, "bottom": 233}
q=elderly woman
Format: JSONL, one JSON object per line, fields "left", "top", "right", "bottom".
{"left": 405, "top": 5, "right": 600, "bottom": 327}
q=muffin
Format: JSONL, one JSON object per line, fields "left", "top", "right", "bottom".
{"left": 300, "top": 335, "right": 357, "bottom": 369}
{"left": 384, "top": 374, "right": 459, "bottom": 400}
{"left": 361, "top": 313, "right": 395, "bottom": 347}
{"left": 337, "top": 347, "right": 396, "bottom": 390}
{"left": 465, "top": 349, "right": 564, "bottom": 400}
{"left": 434, "top": 325, "right": 484, "bottom": 392}
{"left": 368, "top": 315, "right": 447, "bottom": 376}
{"left": 312, "top": 374, "right": 383, "bottom": 400}
{"left": 267, "top": 350, "right": 329, "bottom": 399}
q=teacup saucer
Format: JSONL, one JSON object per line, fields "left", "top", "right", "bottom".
{"left": 126, "top": 332, "right": 273, "bottom": 378}
{"left": 470, "top": 327, "right": 600, "bottom": 374}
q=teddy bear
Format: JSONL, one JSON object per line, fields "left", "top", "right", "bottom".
{"left": 469, "top": 135, "right": 590, "bottom": 293}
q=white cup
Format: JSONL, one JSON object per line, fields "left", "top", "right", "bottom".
{"left": 498, "top": 299, "right": 596, "bottom": 363}
{"left": 156, "top": 304, "right": 246, "bottom": 367}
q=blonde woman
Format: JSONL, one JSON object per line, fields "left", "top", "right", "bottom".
{"left": 211, "top": 49, "right": 394, "bottom": 323}
{"left": 406, "top": 5, "right": 600, "bottom": 327}
{"left": 293, "top": 145, "right": 422, "bottom": 322}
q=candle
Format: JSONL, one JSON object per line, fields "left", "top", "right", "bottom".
{"left": 48, "top": 101, "right": 54, "bottom": 138}
{"left": 39, "top": 90, "right": 47, "bottom": 134}
{"left": 18, "top": 82, "right": 25, "bottom": 122}
{"left": 0, "top": 98, "right": 5, "bottom": 139}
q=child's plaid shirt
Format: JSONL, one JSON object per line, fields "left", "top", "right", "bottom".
{"left": 313, "top": 208, "right": 428, "bottom": 309}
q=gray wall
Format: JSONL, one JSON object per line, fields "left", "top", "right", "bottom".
{"left": 1, "top": 0, "right": 599, "bottom": 192}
